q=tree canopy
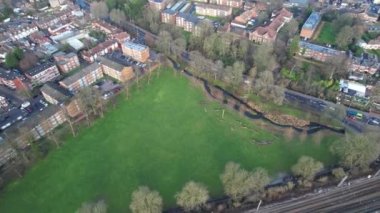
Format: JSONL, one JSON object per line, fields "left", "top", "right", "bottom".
{"left": 129, "top": 186, "right": 163, "bottom": 213}
{"left": 175, "top": 181, "right": 209, "bottom": 212}
{"left": 291, "top": 156, "right": 323, "bottom": 180}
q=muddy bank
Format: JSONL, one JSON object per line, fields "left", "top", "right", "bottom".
{"left": 180, "top": 69, "right": 345, "bottom": 135}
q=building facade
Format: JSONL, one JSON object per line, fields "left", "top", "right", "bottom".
{"left": 0, "top": 68, "right": 27, "bottom": 90}
{"left": 81, "top": 40, "right": 119, "bottom": 63}
{"left": 25, "top": 63, "right": 60, "bottom": 85}
{"left": 59, "top": 63, "right": 104, "bottom": 92}
{"left": 53, "top": 51, "right": 80, "bottom": 73}
{"left": 99, "top": 57, "right": 135, "bottom": 82}
{"left": 122, "top": 41, "right": 150, "bottom": 62}
{"left": 298, "top": 41, "right": 345, "bottom": 62}
{"left": 195, "top": 3, "right": 232, "bottom": 17}
{"left": 209, "top": 0, "right": 242, "bottom": 8}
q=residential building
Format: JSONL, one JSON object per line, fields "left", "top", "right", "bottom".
{"left": 99, "top": 56, "right": 135, "bottom": 82}
{"left": 195, "top": 3, "right": 232, "bottom": 17}
{"left": 358, "top": 36, "right": 380, "bottom": 50}
{"left": 249, "top": 8, "right": 293, "bottom": 43}
{"left": 149, "top": 0, "right": 170, "bottom": 11}
{"left": 29, "top": 31, "right": 51, "bottom": 45}
{"left": 176, "top": 13, "right": 200, "bottom": 32}
{"left": 81, "top": 40, "right": 119, "bottom": 63}
{"left": 122, "top": 41, "right": 150, "bottom": 62}
{"left": 12, "top": 105, "right": 67, "bottom": 144}
{"left": 161, "top": 1, "right": 186, "bottom": 24}
{"left": 232, "top": 8, "right": 260, "bottom": 28}
{"left": 0, "top": 68, "right": 27, "bottom": 90}
{"left": 40, "top": 83, "right": 82, "bottom": 118}
{"left": 7, "top": 24, "right": 38, "bottom": 41}
{"left": 25, "top": 63, "right": 60, "bottom": 85}
{"left": 298, "top": 41, "right": 345, "bottom": 62}
{"left": 0, "top": 95, "right": 8, "bottom": 109}
{"left": 53, "top": 51, "right": 80, "bottom": 73}
{"left": 209, "top": 0, "right": 242, "bottom": 8}
{"left": 36, "top": 9, "right": 72, "bottom": 29}
{"left": 339, "top": 80, "right": 367, "bottom": 97}
{"left": 350, "top": 53, "right": 380, "bottom": 75}
{"left": 300, "top": 11, "right": 321, "bottom": 39}
{"left": 59, "top": 63, "right": 103, "bottom": 92}
{"left": 92, "top": 20, "right": 122, "bottom": 35}
{"left": 193, "top": 0, "right": 208, "bottom": 2}
{"left": 112, "top": 32, "right": 131, "bottom": 46}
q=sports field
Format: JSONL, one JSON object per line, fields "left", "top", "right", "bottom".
{"left": 0, "top": 69, "right": 339, "bottom": 212}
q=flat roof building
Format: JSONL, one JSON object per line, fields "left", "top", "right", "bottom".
{"left": 300, "top": 11, "right": 321, "bottom": 39}
{"left": 122, "top": 41, "right": 150, "bottom": 63}
{"left": 59, "top": 63, "right": 104, "bottom": 92}
{"left": 25, "top": 63, "right": 60, "bottom": 85}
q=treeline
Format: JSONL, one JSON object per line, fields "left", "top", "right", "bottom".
{"left": 76, "top": 133, "right": 379, "bottom": 213}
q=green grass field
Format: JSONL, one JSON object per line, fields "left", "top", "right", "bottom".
{"left": 0, "top": 69, "right": 339, "bottom": 212}
{"left": 315, "top": 22, "right": 336, "bottom": 45}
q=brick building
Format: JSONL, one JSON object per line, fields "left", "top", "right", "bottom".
{"left": 0, "top": 95, "right": 8, "bottom": 109}
{"left": 99, "top": 56, "right": 135, "bottom": 82}
{"left": 53, "top": 51, "right": 80, "bottom": 73}
{"left": 25, "top": 63, "right": 60, "bottom": 85}
{"left": 195, "top": 3, "right": 232, "bottom": 17}
{"left": 149, "top": 0, "right": 170, "bottom": 11}
{"left": 300, "top": 11, "right": 321, "bottom": 39}
{"left": 176, "top": 13, "right": 200, "bottom": 32}
{"left": 81, "top": 40, "right": 119, "bottom": 63}
{"left": 59, "top": 63, "right": 104, "bottom": 92}
{"left": 249, "top": 8, "right": 293, "bottom": 43}
{"left": 41, "top": 83, "right": 82, "bottom": 118}
{"left": 298, "top": 41, "right": 345, "bottom": 62}
{"left": 92, "top": 20, "right": 122, "bottom": 35}
{"left": 161, "top": 1, "right": 186, "bottom": 24}
{"left": 122, "top": 41, "right": 150, "bottom": 63}
{"left": 209, "top": 0, "right": 242, "bottom": 8}
{"left": 350, "top": 53, "right": 380, "bottom": 75}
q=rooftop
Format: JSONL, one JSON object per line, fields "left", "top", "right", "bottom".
{"left": 60, "top": 63, "right": 101, "bottom": 86}
{"left": 123, "top": 41, "right": 148, "bottom": 51}
{"left": 25, "top": 62, "right": 57, "bottom": 76}
{"left": 299, "top": 41, "right": 343, "bottom": 55}
{"left": 98, "top": 56, "right": 127, "bottom": 72}
{"left": 0, "top": 68, "right": 19, "bottom": 80}
{"left": 40, "top": 82, "right": 72, "bottom": 103}
{"left": 302, "top": 11, "right": 321, "bottom": 30}
{"left": 82, "top": 40, "right": 117, "bottom": 57}
{"left": 178, "top": 12, "right": 200, "bottom": 24}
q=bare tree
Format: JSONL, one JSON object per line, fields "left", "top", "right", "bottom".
{"left": 130, "top": 186, "right": 163, "bottom": 213}
{"left": 175, "top": 181, "right": 209, "bottom": 212}
{"left": 90, "top": 1, "right": 109, "bottom": 19}
{"left": 291, "top": 156, "right": 323, "bottom": 181}
{"left": 77, "top": 199, "right": 107, "bottom": 213}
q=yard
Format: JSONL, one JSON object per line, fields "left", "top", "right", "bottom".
{"left": 314, "top": 22, "right": 336, "bottom": 45}
{"left": 0, "top": 69, "right": 339, "bottom": 212}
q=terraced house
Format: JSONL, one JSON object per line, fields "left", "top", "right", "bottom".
{"left": 59, "top": 63, "right": 104, "bottom": 92}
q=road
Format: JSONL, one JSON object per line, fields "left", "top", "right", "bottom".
{"left": 0, "top": 86, "right": 25, "bottom": 107}
{"left": 247, "top": 176, "right": 380, "bottom": 213}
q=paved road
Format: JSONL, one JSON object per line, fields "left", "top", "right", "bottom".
{"left": 247, "top": 176, "right": 380, "bottom": 213}
{"left": 0, "top": 86, "right": 25, "bottom": 107}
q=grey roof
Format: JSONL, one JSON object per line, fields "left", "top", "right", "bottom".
{"left": 40, "top": 83, "right": 72, "bottom": 103}
{"left": 26, "top": 62, "right": 57, "bottom": 76}
{"left": 123, "top": 41, "right": 148, "bottom": 51}
{"left": 302, "top": 11, "right": 321, "bottom": 30}
{"left": 299, "top": 41, "right": 343, "bottom": 55}
{"left": 288, "top": 0, "right": 309, "bottom": 5}
{"left": 98, "top": 56, "right": 126, "bottom": 72}
{"left": 60, "top": 63, "right": 101, "bottom": 86}
{"left": 178, "top": 13, "right": 199, "bottom": 24}
{"left": 0, "top": 68, "right": 18, "bottom": 80}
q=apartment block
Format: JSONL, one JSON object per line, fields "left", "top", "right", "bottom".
{"left": 195, "top": 3, "right": 232, "bottom": 17}
{"left": 25, "top": 63, "right": 60, "bottom": 85}
{"left": 161, "top": 1, "right": 186, "bottom": 24}
{"left": 350, "top": 53, "right": 380, "bottom": 75}
{"left": 81, "top": 40, "right": 119, "bottom": 63}
{"left": 298, "top": 41, "right": 345, "bottom": 62}
{"left": 53, "top": 51, "right": 80, "bottom": 73}
{"left": 92, "top": 20, "right": 122, "bottom": 35}
{"left": 122, "top": 41, "right": 150, "bottom": 63}
{"left": 59, "top": 63, "right": 104, "bottom": 92}
{"left": 300, "top": 11, "right": 321, "bottom": 39}
{"left": 249, "top": 8, "right": 293, "bottom": 44}
{"left": 41, "top": 83, "right": 82, "bottom": 118}
{"left": 209, "top": 0, "right": 242, "bottom": 8}
{"left": 176, "top": 13, "right": 200, "bottom": 32}
{"left": 149, "top": 0, "right": 170, "bottom": 11}
{"left": 99, "top": 56, "right": 135, "bottom": 82}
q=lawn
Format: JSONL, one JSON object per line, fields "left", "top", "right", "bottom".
{"left": 0, "top": 69, "right": 339, "bottom": 212}
{"left": 315, "top": 22, "right": 336, "bottom": 45}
